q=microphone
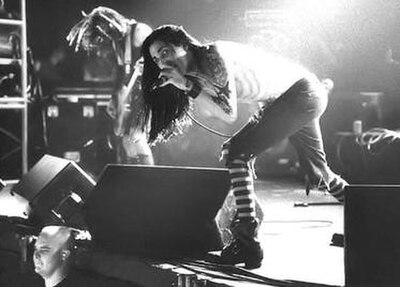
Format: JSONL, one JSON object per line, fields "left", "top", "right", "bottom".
{"left": 150, "top": 76, "right": 167, "bottom": 91}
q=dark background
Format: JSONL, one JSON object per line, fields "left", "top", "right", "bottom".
{"left": 3, "top": 0, "right": 400, "bottom": 180}
{"left": 26, "top": 0, "right": 400, "bottom": 93}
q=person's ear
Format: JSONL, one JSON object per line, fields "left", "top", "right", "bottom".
{"left": 61, "top": 250, "right": 71, "bottom": 261}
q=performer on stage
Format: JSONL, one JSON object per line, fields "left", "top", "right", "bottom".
{"left": 66, "top": 7, "right": 154, "bottom": 165}
{"left": 139, "top": 25, "right": 348, "bottom": 269}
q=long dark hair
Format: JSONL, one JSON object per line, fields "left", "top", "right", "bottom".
{"left": 141, "top": 25, "right": 205, "bottom": 144}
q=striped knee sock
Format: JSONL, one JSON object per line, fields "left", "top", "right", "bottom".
{"left": 228, "top": 159, "right": 256, "bottom": 220}
{"left": 329, "top": 176, "right": 348, "bottom": 202}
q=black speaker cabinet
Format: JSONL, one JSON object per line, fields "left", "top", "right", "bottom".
{"left": 45, "top": 87, "right": 115, "bottom": 176}
{"left": 345, "top": 185, "right": 400, "bottom": 287}
{"left": 11, "top": 154, "right": 95, "bottom": 229}
{"left": 84, "top": 164, "right": 230, "bottom": 258}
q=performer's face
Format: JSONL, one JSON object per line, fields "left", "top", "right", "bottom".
{"left": 149, "top": 40, "right": 189, "bottom": 75}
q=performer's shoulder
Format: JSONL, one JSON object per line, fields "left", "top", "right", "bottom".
{"left": 214, "top": 40, "right": 270, "bottom": 60}
{"left": 214, "top": 40, "right": 246, "bottom": 52}
{"left": 199, "top": 43, "right": 228, "bottom": 87}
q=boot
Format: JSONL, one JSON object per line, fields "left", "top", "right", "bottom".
{"left": 220, "top": 218, "right": 263, "bottom": 269}
{"left": 306, "top": 174, "right": 347, "bottom": 202}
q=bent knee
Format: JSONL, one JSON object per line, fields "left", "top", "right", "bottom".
{"left": 225, "top": 153, "right": 251, "bottom": 168}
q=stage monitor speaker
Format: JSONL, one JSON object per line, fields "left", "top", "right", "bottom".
{"left": 345, "top": 185, "right": 400, "bottom": 287}
{"left": 84, "top": 164, "right": 230, "bottom": 258}
{"left": 11, "top": 154, "right": 96, "bottom": 229}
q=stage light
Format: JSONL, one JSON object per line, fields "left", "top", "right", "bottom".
{"left": 82, "top": 105, "right": 95, "bottom": 118}
{"left": 63, "top": 151, "right": 81, "bottom": 163}
{"left": 47, "top": 105, "right": 59, "bottom": 118}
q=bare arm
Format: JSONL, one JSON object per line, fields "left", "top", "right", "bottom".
{"left": 187, "top": 74, "right": 237, "bottom": 123}
{"left": 132, "top": 22, "right": 153, "bottom": 47}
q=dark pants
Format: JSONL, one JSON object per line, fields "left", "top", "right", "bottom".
{"left": 227, "top": 76, "right": 346, "bottom": 199}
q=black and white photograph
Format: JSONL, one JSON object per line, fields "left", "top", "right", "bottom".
{"left": 1, "top": 0, "right": 400, "bottom": 286}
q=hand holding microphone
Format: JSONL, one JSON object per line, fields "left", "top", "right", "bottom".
{"left": 150, "top": 76, "right": 167, "bottom": 91}
{"left": 151, "top": 68, "right": 189, "bottom": 91}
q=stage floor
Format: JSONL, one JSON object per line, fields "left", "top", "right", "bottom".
{"left": 0, "top": 175, "right": 344, "bottom": 286}
{"left": 249, "top": 178, "right": 344, "bottom": 286}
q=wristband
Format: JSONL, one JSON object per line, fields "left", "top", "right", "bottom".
{"left": 185, "top": 79, "right": 201, "bottom": 99}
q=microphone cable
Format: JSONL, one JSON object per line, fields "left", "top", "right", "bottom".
{"left": 185, "top": 111, "right": 232, "bottom": 138}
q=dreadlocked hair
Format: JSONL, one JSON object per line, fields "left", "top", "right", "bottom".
{"left": 141, "top": 25, "right": 205, "bottom": 144}
{"left": 66, "top": 6, "right": 133, "bottom": 52}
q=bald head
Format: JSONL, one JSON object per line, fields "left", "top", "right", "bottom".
{"left": 33, "top": 226, "right": 75, "bottom": 280}
{"left": 37, "top": 226, "right": 73, "bottom": 250}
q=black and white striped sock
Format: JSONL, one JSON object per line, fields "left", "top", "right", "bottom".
{"left": 228, "top": 159, "right": 256, "bottom": 221}
{"left": 328, "top": 176, "right": 347, "bottom": 202}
